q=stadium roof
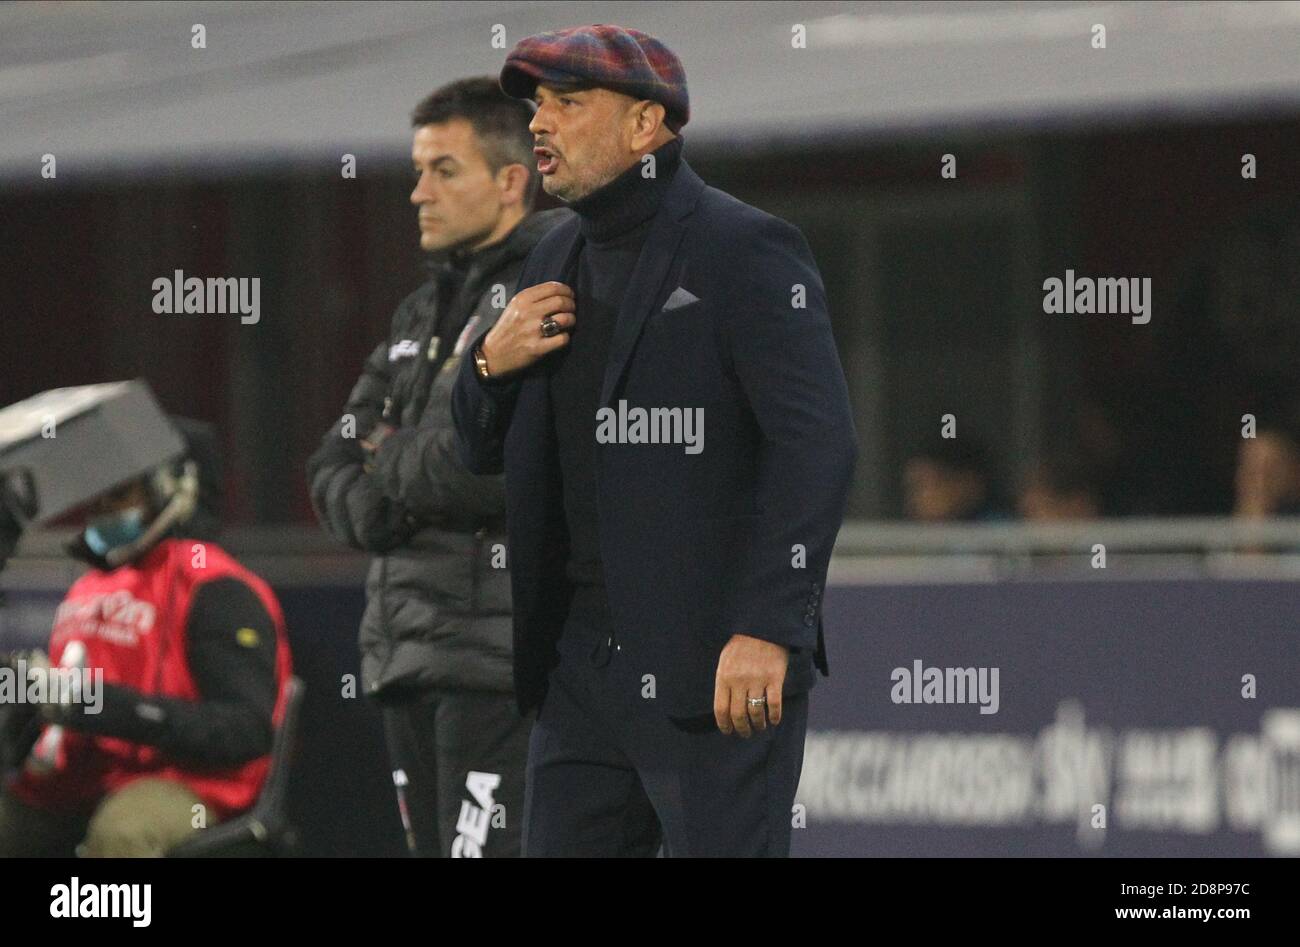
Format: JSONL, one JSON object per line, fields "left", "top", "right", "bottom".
{"left": 3, "top": 0, "right": 1300, "bottom": 180}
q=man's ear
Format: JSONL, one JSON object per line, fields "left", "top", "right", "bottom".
{"left": 497, "top": 162, "right": 530, "bottom": 208}
{"left": 630, "top": 100, "right": 668, "bottom": 149}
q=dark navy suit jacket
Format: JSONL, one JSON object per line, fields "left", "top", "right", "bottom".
{"left": 452, "top": 159, "right": 858, "bottom": 718}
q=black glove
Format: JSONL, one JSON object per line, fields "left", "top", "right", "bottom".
{"left": 0, "top": 651, "right": 42, "bottom": 773}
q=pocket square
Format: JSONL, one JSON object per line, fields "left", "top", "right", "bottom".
{"left": 661, "top": 286, "right": 701, "bottom": 311}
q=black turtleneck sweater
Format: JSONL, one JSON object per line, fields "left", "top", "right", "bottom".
{"left": 552, "top": 136, "right": 683, "bottom": 588}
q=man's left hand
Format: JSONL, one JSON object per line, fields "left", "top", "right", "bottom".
{"left": 360, "top": 422, "right": 397, "bottom": 472}
{"left": 714, "top": 634, "right": 787, "bottom": 737}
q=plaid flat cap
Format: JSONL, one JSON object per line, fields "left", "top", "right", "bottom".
{"left": 500, "top": 24, "right": 689, "bottom": 132}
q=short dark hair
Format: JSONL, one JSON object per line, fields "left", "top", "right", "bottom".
{"left": 411, "top": 77, "right": 539, "bottom": 209}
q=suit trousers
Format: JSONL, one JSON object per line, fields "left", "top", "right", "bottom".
{"left": 522, "top": 586, "right": 808, "bottom": 857}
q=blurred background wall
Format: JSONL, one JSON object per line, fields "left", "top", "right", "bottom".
{"left": 4, "top": 0, "right": 1299, "bottom": 524}
{"left": 3, "top": 1, "right": 1300, "bottom": 857}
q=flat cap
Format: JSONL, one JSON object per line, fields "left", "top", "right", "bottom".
{"left": 500, "top": 24, "right": 689, "bottom": 132}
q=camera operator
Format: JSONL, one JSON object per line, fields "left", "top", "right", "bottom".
{"left": 0, "top": 420, "right": 293, "bottom": 857}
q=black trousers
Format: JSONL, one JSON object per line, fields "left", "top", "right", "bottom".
{"left": 522, "top": 587, "right": 809, "bottom": 857}
{"left": 381, "top": 689, "right": 532, "bottom": 857}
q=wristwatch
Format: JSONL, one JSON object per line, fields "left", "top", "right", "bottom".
{"left": 473, "top": 340, "right": 492, "bottom": 380}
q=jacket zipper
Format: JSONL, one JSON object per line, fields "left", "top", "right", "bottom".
{"left": 469, "top": 526, "right": 485, "bottom": 613}
{"left": 373, "top": 554, "right": 390, "bottom": 694}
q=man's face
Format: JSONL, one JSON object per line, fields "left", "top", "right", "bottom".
{"left": 410, "top": 119, "right": 509, "bottom": 253}
{"left": 86, "top": 479, "right": 151, "bottom": 519}
{"left": 903, "top": 460, "right": 986, "bottom": 522}
{"left": 1236, "top": 431, "right": 1300, "bottom": 513}
{"left": 529, "top": 84, "right": 643, "bottom": 202}
{"left": 1017, "top": 482, "right": 1098, "bottom": 522}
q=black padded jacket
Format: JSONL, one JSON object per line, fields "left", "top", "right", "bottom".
{"left": 307, "top": 209, "right": 571, "bottom": 698}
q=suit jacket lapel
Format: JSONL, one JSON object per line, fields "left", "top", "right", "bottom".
{"left": 599, "top": 159, "right": 707, "bottom": 408}
{"left": 519, "top": 215, "right": 584, "bottom": 427}
{"left": 554, "top": 219, "right": 585, "bottom": 286}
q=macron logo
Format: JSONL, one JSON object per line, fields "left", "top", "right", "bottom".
{"left": 388, "top": 339, "right": 421, "bottom": 362}
{"left": 50, "top": 877, "right": 151, "bottom": 928}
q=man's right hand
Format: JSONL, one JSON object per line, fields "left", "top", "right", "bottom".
{"left": 479, "top": 282, "right": 575, "bottom": 379}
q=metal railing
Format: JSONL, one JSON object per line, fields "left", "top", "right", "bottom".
{"left": 5, "top": 519, "right": 1300, "bottom": 589}
{"left": 834, "top": 517, "right": 1300, "bottom": 555}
